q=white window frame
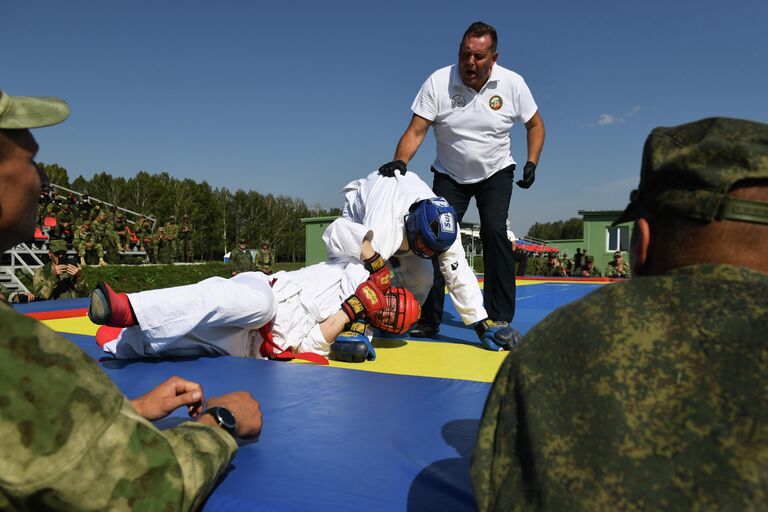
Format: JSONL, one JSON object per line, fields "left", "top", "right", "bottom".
{"left": 606, "top": 226, "right": 629, "bottom": 252}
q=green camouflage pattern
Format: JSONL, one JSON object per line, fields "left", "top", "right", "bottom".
{"left": 604, "top": 260, "right": 630, "bottom": 278}
{"left": 178, "top": 220, "right": 193, "bottom": 262}
{"left": 254, "top": 248, "right": 274, "bottom": 273}
{"left": 615, "top": 117, "right": 768, "bottom": 225}
{"left": 230, "top": 246, "right": 253, "bottom": 274}
{"left": 0, "top": 303, "right": 237, "bottom": 510}
{"left": 31, "top": 263, "right": 88, "bottom": 300}
{"left": 471, "top": 264, "right": 768, "bottom": 511}
{"left": 77, "top": 230, "right": 104, "bottom": 262}
{"left": 164, "top": 219, "right": 179, "bottom": 262}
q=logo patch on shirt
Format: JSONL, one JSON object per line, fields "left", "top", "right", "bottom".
{"left": 451, "top": 94, "right": 466, "bottom": 108}
{"left": 489, "top": 95, "right": 503, "bottom": 110}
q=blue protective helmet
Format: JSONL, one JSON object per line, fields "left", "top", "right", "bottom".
{"left": 405, "top": 197, "right": 457, "bottom": 258}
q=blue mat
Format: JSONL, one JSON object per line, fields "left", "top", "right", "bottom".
{"left": 21, "top": 280, "right": 603, "bottom": 510}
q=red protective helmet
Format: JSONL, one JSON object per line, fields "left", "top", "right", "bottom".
{"left": 367, "top": 287, "right": 421, "bottom": 334}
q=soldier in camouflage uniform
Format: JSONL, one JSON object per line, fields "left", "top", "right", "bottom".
{"left": 605, "top": 250, "right": 631, "bottom": 278}
{"left": 31, "top": 239, "right": 88, "bottom": 300}
{"left": 136, "top": 215, "right": 156, "bottom": 263}
{"left": 0, "top": 89, "right": 264, "bottom": 510}
{"left": 164, "top": 215, "right": 179, "bottom": 263}
{"left": 574, "top": 254, "right": 602, "bottom": 277}
{"left": 156, "top": 226, "right": 174, "bottom": 264}
{"left": 50, "top": 209, "right": 76, "bottom": 248}
{"left": 471, "top": 117, "right": 768, "bottom": 511}
{"left": 77, "top": 223, "right": 107, "bottom": 267}
{"left": 178, "top": 214, "right": 194, "bottom": 262}
{"left": 230, "top": 237, "right": 253, "bottom": 275}
{"left": 92, "top": 210, "right": 121, "bottom": 264}
{"left": 254, "top": 240, "right": 274, "bottom": 274}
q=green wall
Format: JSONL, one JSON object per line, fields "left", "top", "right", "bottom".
{"left": 300, "top": 216, "right": 338, "bottom": 265}
{"left": 578, "top": 210, "right": 633, "bottom": 272}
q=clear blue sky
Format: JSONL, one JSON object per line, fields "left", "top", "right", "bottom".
{"left": 4, "top": 0, "right": 767, "bottom": 235}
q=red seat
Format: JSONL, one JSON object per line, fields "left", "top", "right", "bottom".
{"left": 43, "top": 216, "right": 57, "bottom": 228}
{"left": 34, "top": 227, "right": 49, "bottom": 241}
{"left": 126, "top": 226, "right": 139, "bottom": 244}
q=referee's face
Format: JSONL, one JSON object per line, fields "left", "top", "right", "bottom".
{"left": 458, "top": 34, "right": 497, "bottom": 92}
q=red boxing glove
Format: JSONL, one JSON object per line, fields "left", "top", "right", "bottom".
{"left": 342, "top": 280, "right": 386, "bottom": 322}
{"left": 364, "top": 252, "right": 392, "bottom": 292}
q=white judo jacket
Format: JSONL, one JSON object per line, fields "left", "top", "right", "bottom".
{"left": 322, "top": 171, "right": 487, "bottom": 325}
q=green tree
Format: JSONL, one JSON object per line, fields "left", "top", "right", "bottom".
{"left": 528, "top": 217, "right": 583, "bottom": 240}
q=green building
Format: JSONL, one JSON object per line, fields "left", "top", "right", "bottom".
{"left": 548, "top": 210, "right": 633, "bottom": 272}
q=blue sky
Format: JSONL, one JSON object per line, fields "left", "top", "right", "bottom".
{"left": 4, "top": 0, "right": 767, "bottom": 235}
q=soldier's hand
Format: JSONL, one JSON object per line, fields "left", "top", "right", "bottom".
{"left": 516, "top": 161, "right": 536, "bottom": 189}
{"left": 204, "top": 391, "right": 263, "bottom": 439}
{"left": 130, "top": 376, "right": 205, "bottom": 421}
{"left": 53, "top": 264, "right": 67, "bottom": 276}
{"left": 66, "top": 264, "right": 81, "bottom": 277}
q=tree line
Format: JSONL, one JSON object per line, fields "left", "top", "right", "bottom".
{"left": 527, "top": 217, "right": 584, "bottom": 240}
{"left": 40, "top": 163, "right": 341, "bottom": 262}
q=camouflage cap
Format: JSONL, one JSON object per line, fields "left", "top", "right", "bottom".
{"left": 614, "top": 117, "right": 768, "bottom": 226}
{"left": 49, "top": 239, "right": 68, "bottom": 253}
{"left": 238, "top": 237, "right": 247, "bottom": 244}
{"left": 0, "top": 90, "right": 69, "bottom": 129}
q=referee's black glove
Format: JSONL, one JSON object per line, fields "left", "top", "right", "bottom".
{"left": 378, "top": 160, "right": 407, "bottom": 177}
{"left": 516, "top": 161, "right": 536, "bottom": 189}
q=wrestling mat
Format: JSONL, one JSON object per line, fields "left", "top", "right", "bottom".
{"left": 16, "top": 277, "right": 608, "bottom": 511}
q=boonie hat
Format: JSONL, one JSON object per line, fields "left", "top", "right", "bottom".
{"left": 0, "top": 90, "right": 69, "bottom": 129}
{"left": 614, "top": 117, "right": 768, "bottom": 226}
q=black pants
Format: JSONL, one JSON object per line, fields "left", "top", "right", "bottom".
{"left": 420, "top": 165, "right": 517, "bottom": 327}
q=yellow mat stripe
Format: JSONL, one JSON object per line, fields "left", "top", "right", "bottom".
{"left": 43, "top": 316, "right": 506, "bottom": 383}
{"left": 327, "top": 338, "right": 508, "bottom": 382}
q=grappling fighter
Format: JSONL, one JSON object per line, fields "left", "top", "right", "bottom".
{"left": 89, "top": 240, "right": 419, "bottom": 363}
{"left": 323, "top": 170, "right": 520, "bottom": 351}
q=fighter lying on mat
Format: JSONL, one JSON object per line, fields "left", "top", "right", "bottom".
{"left": 89, "top": 240, "right": 420, "bottom": 363}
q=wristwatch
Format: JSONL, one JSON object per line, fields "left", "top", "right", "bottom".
{"left": 202, "top": 407, "right": 237, "bottom": 437}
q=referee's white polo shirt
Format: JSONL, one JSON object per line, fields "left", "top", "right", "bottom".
{"left": 411, "top": 64, "right": 538, "bottom": 184}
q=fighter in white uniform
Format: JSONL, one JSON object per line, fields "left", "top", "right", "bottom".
{"left": 323, "top": 170, "right": 520, "bottom": 350}
{"left": 89, "top": 239, "right": 420, "bottom": 363}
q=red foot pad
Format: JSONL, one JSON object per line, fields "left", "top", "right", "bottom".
{"left": 96, "top": 325, "right": 124, "bottom": 348}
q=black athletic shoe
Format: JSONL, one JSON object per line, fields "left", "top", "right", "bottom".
{"left": 409, "top": 322, "right": 440, "bottom": 338}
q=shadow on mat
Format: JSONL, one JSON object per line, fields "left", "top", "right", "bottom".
{"left": 99, "top": 354, "right": 214, "bottom": 368}
{"left": 407, "top": 418, "right": 478, "bottom": 512}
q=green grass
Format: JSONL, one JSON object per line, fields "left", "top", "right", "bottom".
{"left": 20, "top": 261, "right": 306, "bottom": 295}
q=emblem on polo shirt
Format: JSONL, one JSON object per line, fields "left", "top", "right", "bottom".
{"left": 489, "top": 95, "right": 503, "bottom": 110}
{"left": 451, "top": 94, "right": 466, "bottom": 108}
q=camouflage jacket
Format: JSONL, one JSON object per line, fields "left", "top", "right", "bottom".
{"left": 0, "top": 304, "right": 237, "bottom": 510}
{"left": 164, "top": 223, "right": 179, "bottom": 241}
{"left": 471, "top": 264, "right": 768, "bottom": 511}
{"left": 230, "top": 248, "right": 252, "bottom": 274}
{"left": 605, "top": 260, "right": 631, "bottom": 278}
{"left": 31, "top": 263, "right": 88, "bottom": 300}
{"left": 254, "top": 249, "right": 274, "bottom": 271}
{"left": 574, "top": 265, "right": 602, "bottom": 278}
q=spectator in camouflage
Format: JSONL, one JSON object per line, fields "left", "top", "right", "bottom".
{"left": 0, "top": 89, "right": 264, "bottom": 510}
{"left": 230, "top": 237, "right": 253, "bottom": 275}
{"left": 254, "top": 240, "right": 274, "bottom": 274}
{"left": 604, "top": 250, "right": 631, "bottom": 278}
{"left": 471, "top": 117, "right": 768, "bottom": 510}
